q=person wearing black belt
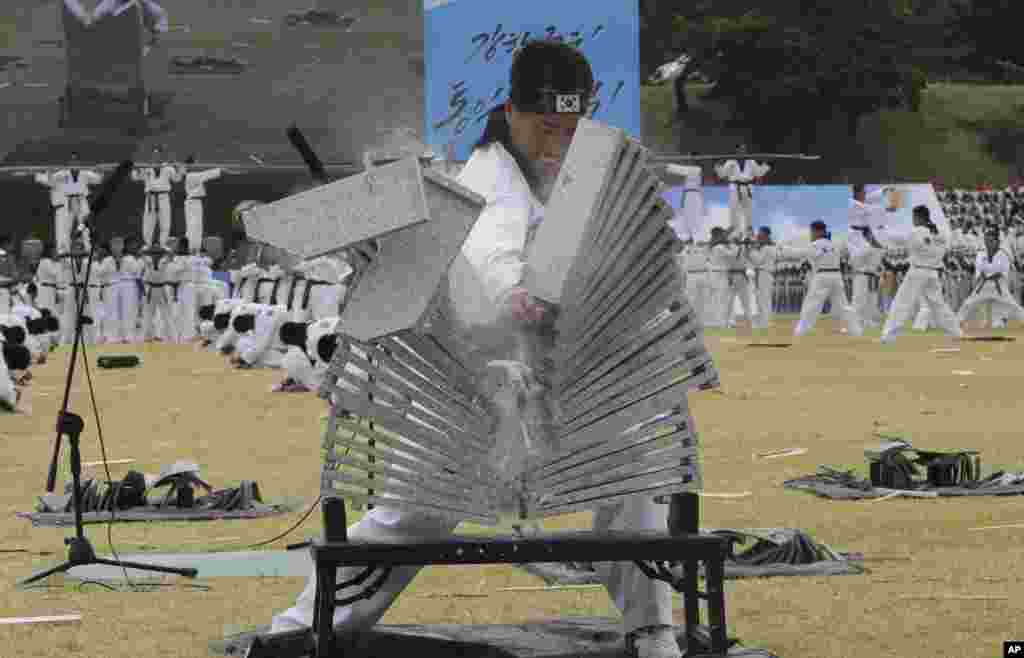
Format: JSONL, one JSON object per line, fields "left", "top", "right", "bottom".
{"left": 957, "top": 229, "right": 1024, "bottom": 328}
{"left": 714, "top": 144, "right": 771, "bottom": 236}
{"left": 678, "top": 239, "right": 710, "bottom": 326}
{"left": 779, "top": 220, "right": 863, "bottom": 337}
{"left": 746, "top": 226, "right": 779, "bottom": 329}
{"left": 876, "top": 206, "right": 963, "bottom": 343}
{"left": 131, "top": 147, "right": 183, "bottom": 248}
{"left": 139, "top": 244, "right": 177, "bottom": 342}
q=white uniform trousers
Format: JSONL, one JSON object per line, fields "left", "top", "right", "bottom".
{"left": 881, "top": 268, "right": 962, "bottom": 343}
{"left": 105, "top": 280, "right": 140, "bottom": 342}
{"left": 54, "top": 205, "right": 73, "bottom": 255}
{"left": 271, "top": 496, "right": 673, "bottom": 637}
{"left": 713, "top": 271, "right": 752, "bottom": 328}
{"left": 851, "top": 272, "right": 882, "bottom": 328}
{"left": 142, "top": 191, "right": 172, "bottom": 247}
{"left": 958, "top": 282, "right": 1024, "bottom": 325}
{"left": 795, "top": 272, "right": 863, "bottom": 336}
{"left": 177, "top": 282, "right": 198, "bottom": 341}
{"left": 185, "top": 198, "right": 205, "bottom": 252}
{"left": 88, "top": 284, "right": 107, "bottom": 342}
{"left": 61, "top": 285, "right": 98, "bottom": 344}
{"left": 684, "top": 271, "right": 710, "bottom": 327}
{"left": 141, "top": 283, "right": 174, "bottom": 341}
{"left": 751, "top": 270, "right": 774, "bottom": 329}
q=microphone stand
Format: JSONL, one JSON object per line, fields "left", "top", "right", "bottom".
{"left": 22, "top": 162, "right": 196, "bottom": 586}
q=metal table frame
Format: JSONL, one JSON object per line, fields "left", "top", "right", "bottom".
{"left": 247, "top": 492, "right": 732, "bottom": 658}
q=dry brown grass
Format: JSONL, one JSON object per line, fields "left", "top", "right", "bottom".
{"left": 3, "top": 319, "right": 1024, "bottom": 657}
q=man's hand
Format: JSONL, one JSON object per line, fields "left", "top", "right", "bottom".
{"left": 503, "top": 287, "right": 546, "bottom": 324}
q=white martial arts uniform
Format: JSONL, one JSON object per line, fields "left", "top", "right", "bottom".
{"left": 102, "top": 253, "right": 142, "bottom": 343}
{"left": 673, "top": 166, "right": 704, "bottom": 239}
{"left": 783, "top": 239, "right": 863, "bottom": 337}
{"left": 60, "top": 257, "right": 100, "bottom": 345}
{"left": 746, "top": 243, "right": 779, "bottom": 329}
{"left": 253, "top": 265, "right": 290, "bottom": 307}
{"left": 202, "top": 298, "right": 242, "bottom": 347}
{"left": 90, "top": 258, "right": 114, "bottom": 343}
{"left": 231, "top": 264, "right": 264, "bottom": 302}
{"left": 293, "top": 257, "right": 348, "bottom": 321}
{"left": 237, "top": 304, "right": 289, "bottom": 368}
{"left": 194, "top": 255, "right": 228, "bottom": 313}
{"left": 707, "top": 241, "right": 751, "bottom": 328}
{"left": 679, "top": 244, "right": 710, "bottom": 326}
{"left": 958, "top": 250, "right": 1024, "bottom": 325}
{"left": 848, "top": 196, "right": 889, "bottom": 329}
{"left": 0, "top": 337, "right": 19, "bottom": 411}
{"left": 35, "top": 169, "right": 101, "bottom": 253}
{"left": 714, "top": 159, "right": 771, "bottom": 235}
{"left": 140, "top": 253, "right": 177, "bottom": 341}
{"left": 271, "top": 142, "right": 676, "bottom": 640}
{"left": 91, "top": 0, "right": 169, "bottom": 34}
{"left": 34, "top": 257, "right": 62, "bottom": 321}
{"left": 215, "top": 301, "right": 253, "bottom": 355}
{"left": 281, "top": 316, "right": 339, "bottom": 391}
{"left": 172, "top": 254, "right": 201, "bottom": 341}
{"left": 133, "top": 164, "right": 182, "bottom": 247}
{"left": 879, "top": 226, "right": 962, "bottom": 343}
{"left": 183, "top": 168, "right": 221, "bottom": 251}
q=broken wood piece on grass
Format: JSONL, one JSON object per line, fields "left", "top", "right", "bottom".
{"left": 698, "top": 491, "right": 752, "bottom": 499}
{"left": 898, "top": 595, "right": 1008, "bottom": 601}
{"left": 0, "top": 614, "right": 82, "bottom": 626}
{"left": 497, "top": 584, "right": 605, "bottom": 593}
{"left": 419, "top": 593, "right": 490, "bottom": 599}
{"left": 968, "top": 523, "right": 1024, "bottom": 531}
{"left": 756, "top": 448, "right": 807, "bottom": 460}
{"left": 930, "top": 348, "right": 960, "bottom": 353}
{"left": 82, "top": 459, "right": 135, "bottom": 468}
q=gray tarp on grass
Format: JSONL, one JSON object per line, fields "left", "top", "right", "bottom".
{"left": 784, "top": 467, "right": 1024, "bottom": 501}
{"left": 515, "top": 528, "right": 865, "bottom": 585}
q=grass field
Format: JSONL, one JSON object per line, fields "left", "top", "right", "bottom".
{"left": 642, "top": 81, "right": 1024, "bottom": 186}
{"left": 2, "top": 319, "right": 1024, "bottom": 657}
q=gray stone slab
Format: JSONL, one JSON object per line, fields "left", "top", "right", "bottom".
{"left": 523, "top": 120, "right": 626, "bottom": 304}
{"left": 213, "top": 617, "right": 779, "bottom": 657}
{"left": 338, "top": 169, "right": 485, "bottom": 341}
{"left": 241, "top": 158, "right": 432, "bottom": 260}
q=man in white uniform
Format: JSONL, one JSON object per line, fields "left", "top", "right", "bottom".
{"left": 139, "top": 245, "right": 178, "bottom": 342}
{"left": 877, "top": 206, "right": 962, "bottom": 343}
{"left": 132, "top": 147, "right": 183, "bottom": 248}
{"left": 32, "top": 153, "right": 102, "bottom": 253}
{"left": 958, "top": 230, "right": 1024, "bottom": 327}
{"left": 782, "top": 221, "right": 863, "bottom": 337}
{"left": 181, "top": 156, "right": 227, "bottom": 253}
{"left": 101, "top": 236, "right": 142, "bottom": 343}
{"left": 848, "top": 184, "right": 892, "bottom": 329}
{"left": 269, "top": 40, "right": 685, "bottom": 658}
{"left": 746, "top": 226, "right": 779, "bottom": 329}
{"left": 292, "top": 256, "right": 348, "bottom": 321}
{"left": 59, "top": 243, "right": 101, "bottom": 345}
{"left": 706, "top": 227, "right": 752, "bottom": 328}
{"left": 714, "top": 144, "right": 771, "bottom": 236}
{"left": 276, "top": 316, "right": 340, "bottom": 392}
{"left": 679, "top": 241, "right": 710, "bottom": 326}
{"left": 1, "top": 335, "right": 31, "bottom": 412}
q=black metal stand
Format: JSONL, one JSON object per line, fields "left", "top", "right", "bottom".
{"left": 25, "top": 163, "right": 196, "bottom": 586}
{"left": 19, "top": 412, "right": 198, "bottom": 586}
{"left": 247, "top": 492, "right": 736, "bottom": 658}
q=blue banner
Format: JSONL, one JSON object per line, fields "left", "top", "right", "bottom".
{"left": 424, "top": 0, "right": 640, "bottom": 162}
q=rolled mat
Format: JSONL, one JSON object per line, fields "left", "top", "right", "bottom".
{"left": 97, "top": 355, "right": 140, "bottom": 369}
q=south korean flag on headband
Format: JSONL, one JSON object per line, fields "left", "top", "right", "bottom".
{"left": 555, "top": 93, "right": 582, "bottom": 114}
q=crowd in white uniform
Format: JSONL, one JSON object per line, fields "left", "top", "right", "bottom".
{"left": 675, "top": 184, "right": 1024, "bottom": 342}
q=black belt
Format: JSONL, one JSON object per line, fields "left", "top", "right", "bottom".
{"left": 914, "top": 266, "right": 942, "bottom": 271}
{"left": 302, "top": 279, "right": 330, "bottom": 310}
{"left": 686, "top": 270, "right": 707, "bottom": 274}
{"left": 187, "top": 195, "right": 205, "bottom": 200}
{"left": 286, "top": 275, "right": 304, "bottom": 309}
{"left": 144, "top": 281, "right": 163, "bottom": 303}
{"left": 41, "top": 282, "right": 59, "bottom": 288}
{"left": 818, "top": 268, "right": 840, "bottom": 273}
{"left": 855, "top": 271, "right": 880, "bottom": 292}
{"left": 736, "top": 182, "right": 753, "bottom": 199}
{"left": 165, "top": 282, "right": 181, "bottom": 303}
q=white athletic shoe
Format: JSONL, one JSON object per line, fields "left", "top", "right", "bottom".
{"left": 626, "top": 626, "right": 682, "bottom": 658}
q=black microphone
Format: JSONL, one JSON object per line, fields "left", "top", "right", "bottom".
{"left": 286, "top": 124, "right": 328, "bottom": 184}
{"left": 83, "top": 160, "right": 134, "bottom": 228}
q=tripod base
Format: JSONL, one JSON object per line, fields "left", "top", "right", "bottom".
{"left": 19, "top": 537, "right": 198, "bottom": 586}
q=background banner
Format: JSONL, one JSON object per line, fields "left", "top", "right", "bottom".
{"left": 663, "top": 184, "right": 950, "bottom": 246}
{"left": 424, "top": 0, "right": 640, "bottom": 162}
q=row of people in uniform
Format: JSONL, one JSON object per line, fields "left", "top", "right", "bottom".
{"left": 5, "top": 235, "right": 227, "bottom": 345}
{"left": 678, "top": 204, "right": 1024, "bottom": 342}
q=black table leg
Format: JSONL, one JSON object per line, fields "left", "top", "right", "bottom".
{"left": 682, "top": 557, "right": 700, "bottom": 655}
{"left": 705, "top": 557, "right": 728, "bottom": 655}
{"left": 315, "top": 561, "right": 337, "bottom": 658}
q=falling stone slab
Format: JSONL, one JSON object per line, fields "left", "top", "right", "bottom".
{"left": 242, "top": 158, "right": 433, "bottom": 260}
{"left": 213, "top": 618, "right": 779, "bottom": 657}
